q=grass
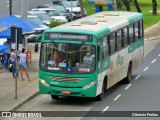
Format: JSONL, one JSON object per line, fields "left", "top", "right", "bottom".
{"left": 83, "top": 0, "right": 160, "bottom": 28}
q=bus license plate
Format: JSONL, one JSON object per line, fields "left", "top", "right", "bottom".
{"left": 61, "top": 90, "right": 71, "bottom": 94}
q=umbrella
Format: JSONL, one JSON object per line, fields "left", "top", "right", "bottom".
{"left": 0, "top": 15, "right": 39, "bottom": 38}
{"left": 0, "top": 28, "right": 11, "bottom": 38}
{"left": 0, "top": 45, "right": 10, "bottom": 53}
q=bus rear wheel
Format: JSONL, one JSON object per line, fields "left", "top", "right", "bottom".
{"left": 51, "top": 95, "right": 59, "bottom": 100}
{"left": 123, "top": 63, "right": 132, "bottom": 84}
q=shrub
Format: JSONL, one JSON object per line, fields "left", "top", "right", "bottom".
{"left": 48, "top": 20, "right": 64, "bottom": 28}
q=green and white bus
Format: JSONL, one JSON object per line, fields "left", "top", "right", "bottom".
{"left": 38, "top": 11, "right": 144, "bottom": 100}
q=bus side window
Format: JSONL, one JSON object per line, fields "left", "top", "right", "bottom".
{"left": 97, "top": 38, "right": 103, "bottom": 61}
{"left": 135, "top": 22, "right": 139, "bottom": 40}
{"left": 123, "top": 27, "right": 128, "bottom": 47}
{"left": 141, "top": 20, "right": 144, "bottom": 38}
{"left": 116, "top": 29, "right": 122, "bottom": 51}
{"left": 109, "top": 33, "right": 116, "bottom": 54}
{"left": 102, "top": 35, "right": 109, "bottom": 57}
{"left": 129, "top": 24, "right": 134, "bottom": 43}
{"left": 139, "top": 20, "right": 144, "bottom": 39}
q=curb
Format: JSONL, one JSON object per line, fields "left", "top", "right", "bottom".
{"left": 144, "top": 21, "right": 160, "bottom": 33}
{"left": 0, "top": 91, "right": 39, "bottom": 120}
{"left": 9, "top": 91, "right": 39, "bottom": 111}
{"left": 144, "top": 35, "right": 160, "bottom": 42}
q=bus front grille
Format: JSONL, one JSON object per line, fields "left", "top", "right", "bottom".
{"left": 47, "top": 76, "right": 84, "bottom": 82}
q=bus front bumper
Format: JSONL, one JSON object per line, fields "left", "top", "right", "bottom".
{"left": 39, "top": 79, "right": 96, "bottom": 97}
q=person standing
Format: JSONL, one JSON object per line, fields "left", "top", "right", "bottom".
{"left": 10, "top": 48, "right": 18, "bottom": 78}
{"left": 19, "top": 48, "right": 30, "bottom": 81}
{"left": 3, "top": 39, "right": 11, "bottom": 70}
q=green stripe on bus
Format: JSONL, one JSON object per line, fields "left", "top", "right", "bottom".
{"left": 98, "top": 57, "right": 110, "bottom": 73}
{"left": 128, "top": 39, "right": 144, "bottom": 53}
{"left": 128, "top": 14, "right": 143, "bottom": 24}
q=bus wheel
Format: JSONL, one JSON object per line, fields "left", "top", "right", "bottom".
{"left": 96, "top": 81, "right": 106, "bottom": 101}
{"left": 51, "top": 95, "right": 59, "bottom": 100}
{"left": 123, "top": 63, "right": 132, "bottom": 84}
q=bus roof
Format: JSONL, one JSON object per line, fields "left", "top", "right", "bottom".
{"left": 46, "top": 11, "right": 143, "bottom": 37}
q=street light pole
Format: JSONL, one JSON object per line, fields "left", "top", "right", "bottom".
{"left": 20, "top": 0, "right": 27, "bottom": 19}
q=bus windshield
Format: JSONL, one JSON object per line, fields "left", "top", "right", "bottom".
{"left": 40, "top": 43, "right": 96, "bottom": 73}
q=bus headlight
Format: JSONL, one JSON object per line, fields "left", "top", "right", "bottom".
{"left": 40, "top": 79, "right": 50, "bottom": 87}
{"left": 83, "top": 81, "right": 96, "bottom": 90}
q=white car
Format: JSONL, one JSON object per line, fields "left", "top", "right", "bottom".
{"left": 26, "top": 15, "right": 49, "bottom": 42}
{"left": 14, "top": 15, "right": 49, "bottom": 42}
{"left": 27, "top": 11, "right": 53, "bottom": 25}
{"left": 61, "top": 1, "right": 87, "bottom": 18}
{"left": 32, "top": 8, "right": 68, "bottom": 23}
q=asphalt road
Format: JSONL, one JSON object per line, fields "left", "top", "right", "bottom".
{"left": 2, "top": 38, "right": 160, "bottom": 120}
{"left": 82, "top": 42, "right": 160, "bottom": 120}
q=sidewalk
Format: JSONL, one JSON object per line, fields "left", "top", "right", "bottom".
{"left": 0, "top": 48, "right": 40, "bottom": 112}
{"left": 0, "top": 22, "right": 160, "bottom": 118}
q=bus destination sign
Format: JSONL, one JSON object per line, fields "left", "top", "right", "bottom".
{"left": 45, "top": 32, "right": 93, "bottom": 42}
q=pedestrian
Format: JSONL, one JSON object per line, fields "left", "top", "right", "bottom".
{"left": 19, "top": 48, "right": 30, "bottom": 81}
{"left": 10, "top": 48, "right": 18, "bottom": 78}
{"left": 3, "top": 39, "right": 11, "bottom": 70}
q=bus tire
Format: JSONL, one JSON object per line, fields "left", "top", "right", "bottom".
{"left": 123, "top": 63, "right": 132, "bottom": 84}
{"left": 51, "top": 95, "right": 59, "bottom": 100}
{"left": 96, "top": 80, "right": 107, "bottom": 101}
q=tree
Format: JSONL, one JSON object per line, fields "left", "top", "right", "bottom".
{"left": 152, "top": 0, "right": 157, "bottom": 15}
{"left": 79, "top": 0, "right": 85, "bottom": 17}
{"left": 117, "top": 0, "right": 123, "bottom": 9}
{"left": 134, "top": 0, "right": 142, "bottom": 12}
{"left": 8, "top": 0, "right": 13, "bottom": 15}
{"left": 121, "top": 0, "right": 132, "bottom": 11}
{"left": 122, "top": 0, "right": 142, "bottom": 13}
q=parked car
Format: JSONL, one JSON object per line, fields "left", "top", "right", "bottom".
{"left": 61, "top": 1, "right": 87, "bottom": 18}
{"left": 14, "top": 15, "right": 49, "bottom": 42}
{"left": 34, "top": 4, "right": 73, "bottom": 21}
{"left": 26, "top": 15, "right": 49, "bottom": 42}
{"left": 32, "top": 8, "right": 68, "bottom": 23}
{"left": 27, "top": 11, "right": 53, "bottom": 25}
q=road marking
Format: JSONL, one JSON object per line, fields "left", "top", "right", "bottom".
{"left": 125, "top": 84, "right": 132, "bottom": 90}
{"left": 143, "top": 67, "right": 149, "bottom": 72}
{"left": 135, "top": 75, "right": 141, "bottom": 80}
{"left": 114, "top": 94, "right": 121, "bottom": 101}
{"left": 101, "top": 106, "right": 110, "bottom": 114}
{"left": 159, "top": 54, "right": 160, "bottom": 57}
{"left": 151, "top": 59, "right": 156, "bottom": 63}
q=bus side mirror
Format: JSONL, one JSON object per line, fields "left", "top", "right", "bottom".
{"left": 100, "top": 45, "right": 104, "bottom": 54}
{"left": 36, "top": 34, "right": 42, "bottom": 42}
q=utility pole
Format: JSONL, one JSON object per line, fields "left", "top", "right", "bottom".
{"left": 21, "top": 0, "right": 28, "bottom": 19}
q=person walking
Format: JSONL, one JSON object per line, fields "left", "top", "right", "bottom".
{"left": 19, "top": 48, "right": 30, "bottom": 81}
{"left": 10, "top": 48, "right": 18, "bottom": 78}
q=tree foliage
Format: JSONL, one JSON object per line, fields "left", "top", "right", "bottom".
{"left": 48, "top": 21, "right": 64, "bottom": 28}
